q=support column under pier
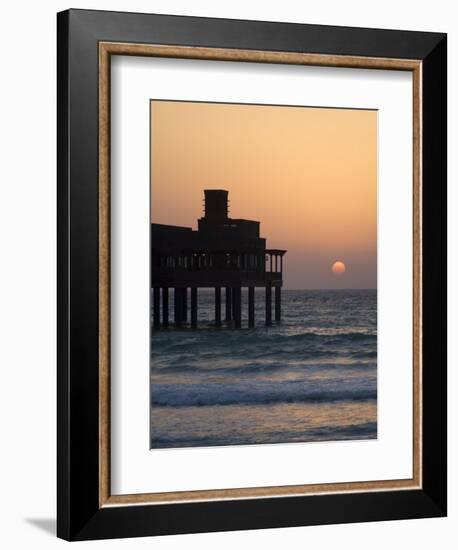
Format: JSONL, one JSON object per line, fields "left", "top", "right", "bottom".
{"left": 265, "top": 284, "right": 272, "bottom": 326}
{"left": 225, "top": 286, "right": 232, "bottom": 322}
{"left": 182, "top": 288, "right": 188, "bottom": 322}
{"left": 191, "top": 287, "right": 198, "bottom": 328}
{"left": 215, "top": 287, "right": 222, "bottom": 327}
{"left": 232, "top": 286, "right": 242, "bottom": 328}
{"left": 248, "top": 286, "right": 255, "bottom": 328}
{"left": 275, "top": 286, "right": 281, "bottom": 322}
{"left": 162, "top": 287, "right": 169, "bottom": 328}
{"left": 153, "top": 287, "right": 160, "bottom": 330}
{"left": 174, "top": 288, "right": 183, "bottom": 328}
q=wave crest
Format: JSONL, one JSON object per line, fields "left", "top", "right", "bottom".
{"left": 151, "top": 380, "right": 376, "bottom": 407}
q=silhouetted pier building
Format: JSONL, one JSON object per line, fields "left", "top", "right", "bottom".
{"left": 151, "top": 190, "right": 286, "bottom": 329}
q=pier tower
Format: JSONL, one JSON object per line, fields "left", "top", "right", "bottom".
{"left": 151, "top": 189, "right": 286, "bottom": 329}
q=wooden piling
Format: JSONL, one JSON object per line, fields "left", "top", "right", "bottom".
{"left": 265, "top": 284, "right": 272, "bottom": 326}
{"left": 225, "top": 286, "right": 232, "bottom": 322}
{"left": 275, "top": 286, "right": 281, "bottom": 322}
{"left": 191, "top": 287, "right": 198, "bottom": 328}
{"left": 162, "top": 287, "right": 169, "bottom": 327}
{"left": 232, "top": 286, "right": 242, "bottom": 328}
{"left": 248, "top": 286, "right": 255, "bottom": 328}
{"left": 215, "top": 287, "right": 222, "bottom": 327}
{"left": 182, "top": 287, "right": 188, "bottom": 322}
{"left": 153, "top": 287, "right": 161, "bottom": 329}
{"left": 174, "top": 287, "right": 182, "bottom": 327}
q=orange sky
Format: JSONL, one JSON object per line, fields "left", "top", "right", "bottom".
{"left": 151, "top": 100, "right": 377, "bottom": 289}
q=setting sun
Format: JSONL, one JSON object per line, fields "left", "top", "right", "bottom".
{"left": 332, "top": 261, "right": 346, "bottom": 275}
{"left": 151, "top": 100, "right": 376, "bottom": 289}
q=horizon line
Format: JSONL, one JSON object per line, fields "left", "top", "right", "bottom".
{"left": 192, "top": 287, "right": 377, "bottom": 291}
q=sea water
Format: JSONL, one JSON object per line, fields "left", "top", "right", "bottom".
{"left": 150, "top": 289, "right": 377, "bottom": 449}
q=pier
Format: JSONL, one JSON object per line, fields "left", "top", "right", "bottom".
{"left": 151, "top": 189, "right": 286, "bottom": 329}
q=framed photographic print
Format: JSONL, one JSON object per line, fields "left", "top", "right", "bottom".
{"left": 57, "top": 9, "right": 447, "bottom": 541}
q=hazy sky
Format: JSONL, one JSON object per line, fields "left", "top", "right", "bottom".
{"left": 151, "top": 100, "right": 377, "bottom": 289}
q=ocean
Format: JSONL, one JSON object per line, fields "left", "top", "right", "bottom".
{"left": 150, "top": 289, "right": 377, "bottom": 449}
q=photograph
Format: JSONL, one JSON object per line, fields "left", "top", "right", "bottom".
{"left": 150, "top": 99, "right": 378, "bottom": 449}
{"left": 52, "top": 6, "right": 447, "bottom": 542}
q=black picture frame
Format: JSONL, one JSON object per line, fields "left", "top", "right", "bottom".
{"left": 57, "top": 8, "right": 447, "bottom": 541}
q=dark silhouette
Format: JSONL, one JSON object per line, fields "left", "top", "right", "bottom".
{"left": 151, "top": 190, "right": 286, "bottom": 329}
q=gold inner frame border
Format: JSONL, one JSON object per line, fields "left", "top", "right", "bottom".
{"left": 98, "top": 41, "right": 422, "bottom": 507}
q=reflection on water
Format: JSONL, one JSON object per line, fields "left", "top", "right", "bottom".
{"left": 151, "top": 289, "right": 377, "bottom": 449}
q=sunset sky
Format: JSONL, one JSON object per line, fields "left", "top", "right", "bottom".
{"left": 150, "top": 100, "right": 377, "bottom": 289}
